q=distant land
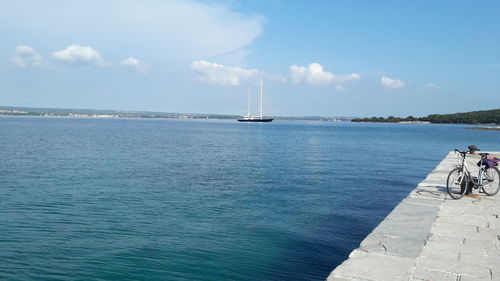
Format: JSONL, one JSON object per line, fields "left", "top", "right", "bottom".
{"left": 467, "top": 127, "right": 500, "bottom": 131}
{"left": 352, "top": 108, "right": 500, "bottom": 125}
{"left": 2, "top": 106, "right": 499, "bottom": 125}
{"left": 0, "top": 105, "right": 352, "bottom": 122}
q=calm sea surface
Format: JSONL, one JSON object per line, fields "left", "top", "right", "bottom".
{"left": 1, "top": 117, "right": 499, "bottom": 281}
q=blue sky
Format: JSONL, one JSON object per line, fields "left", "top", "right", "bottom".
{"left": 1, "top": 0, "right": 499, "bottom": 117}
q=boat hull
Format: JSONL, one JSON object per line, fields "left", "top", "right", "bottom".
{"left": 237, "top": 118, "right": 273, "bottom": 122}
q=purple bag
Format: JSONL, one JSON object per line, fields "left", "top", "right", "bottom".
{"left": 478, "top": 158, "right": 500, "bottom": 168}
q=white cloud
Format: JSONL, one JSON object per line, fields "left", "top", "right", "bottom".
{"left": 424, "top": 82, "right": 437, "bottom": 89}
{"left": 12, "top": 45, "right": 43, "bottom": 68}
{"left": 120, "top": 57, "right": 148, "bottom": 74}
{"left": 51, "top": 45, "right": 106, "bottom": 66}
{"left": 290, "top": 63, "right": 360, "bottom": 86}
{"left": 380, "top": 76, "right": 405, "bottom": 89}
{"left": 422, "top": 82, "right": 451, "bottom": 91}
{"left": 148, "top": 1, "right": 263, "bottom": 60}
{"left": 8, "top": 1, "right": 262, "bottom": 61}
{"left": 191, "top": 60, "right": 262, "bottom": 86}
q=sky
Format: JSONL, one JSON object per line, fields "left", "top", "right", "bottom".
{"left": 1, "top": 0, "right": 499, "bottom": 117}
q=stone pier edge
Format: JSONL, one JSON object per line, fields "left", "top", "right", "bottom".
{"left": 326, "top": 151, "right": 500, "bottom": 281}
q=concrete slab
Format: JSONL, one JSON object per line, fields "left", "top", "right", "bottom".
{"left": 327, "top": 253, "right": 415, "bottom": 281}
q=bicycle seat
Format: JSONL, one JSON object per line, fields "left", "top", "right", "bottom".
{"left": 479, "top": 152, "right": 489, "bottom": 157}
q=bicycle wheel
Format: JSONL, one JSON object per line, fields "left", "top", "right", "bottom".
{"left": 447, "top": 168, "right": 468, "bottom": 199}
{"left": 481, "top": 167, "right": 500, "bottom": 196}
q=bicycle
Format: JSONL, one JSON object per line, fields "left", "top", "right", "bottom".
{"left": 446, "top": 149, "right": 500, "bottom": 199}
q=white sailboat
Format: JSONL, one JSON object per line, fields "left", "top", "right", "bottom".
{"left": 238, "top": 79, "right": 273, "bottom": 122}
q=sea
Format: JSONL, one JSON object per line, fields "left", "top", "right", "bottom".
{"left": 1, "top": 116, "right": 499, "bottom": 281}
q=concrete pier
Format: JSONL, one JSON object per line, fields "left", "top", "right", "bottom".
{"left": 327, "top": 151, "right": 500, "bottom": 281}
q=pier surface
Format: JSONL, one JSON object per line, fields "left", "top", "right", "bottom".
{"left": 327, "top": 151, "right": 500, "bottom": 281}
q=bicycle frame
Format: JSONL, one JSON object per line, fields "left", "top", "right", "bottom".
{"left": 455, "top": 152, "right": 487, "bottom": 187}
{"left": 455, "top": 154, "right": 471, "bottom": 185}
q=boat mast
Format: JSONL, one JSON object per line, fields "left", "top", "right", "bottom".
{"left": 260, "top": 78, "right": 263, "bottom": 119}
{"left": 247, "top": 87, "right": 251, "bottom": 117}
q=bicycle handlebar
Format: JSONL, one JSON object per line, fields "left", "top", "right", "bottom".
{"left": 454, "top": 149, "right": 468, "bottom": 157}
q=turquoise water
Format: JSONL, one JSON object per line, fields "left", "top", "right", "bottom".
{"left": 1, "top": 117, "right": 499, "bottom": 281}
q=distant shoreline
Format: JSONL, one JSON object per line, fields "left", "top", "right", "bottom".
{"left": 351, "top": 108, "right": 500, "bottom": 125}
{"left": 0, "top": 106, "right": 353, "bottom": 122}
{"left": 352, "top": 120, "right": 500, "bottom": 125}
{"left": 3, "top": 115, "right": 499, "bottom": 126}
{"left": 467, "top": 127, "right": 500, "bottom": 131}
{"left": 2, "top": 105, "right": 499, "bottom": 125}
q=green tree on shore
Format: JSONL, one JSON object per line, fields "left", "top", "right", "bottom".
{"left": 352, "top": 109, "right": 500, "bottom": 124}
